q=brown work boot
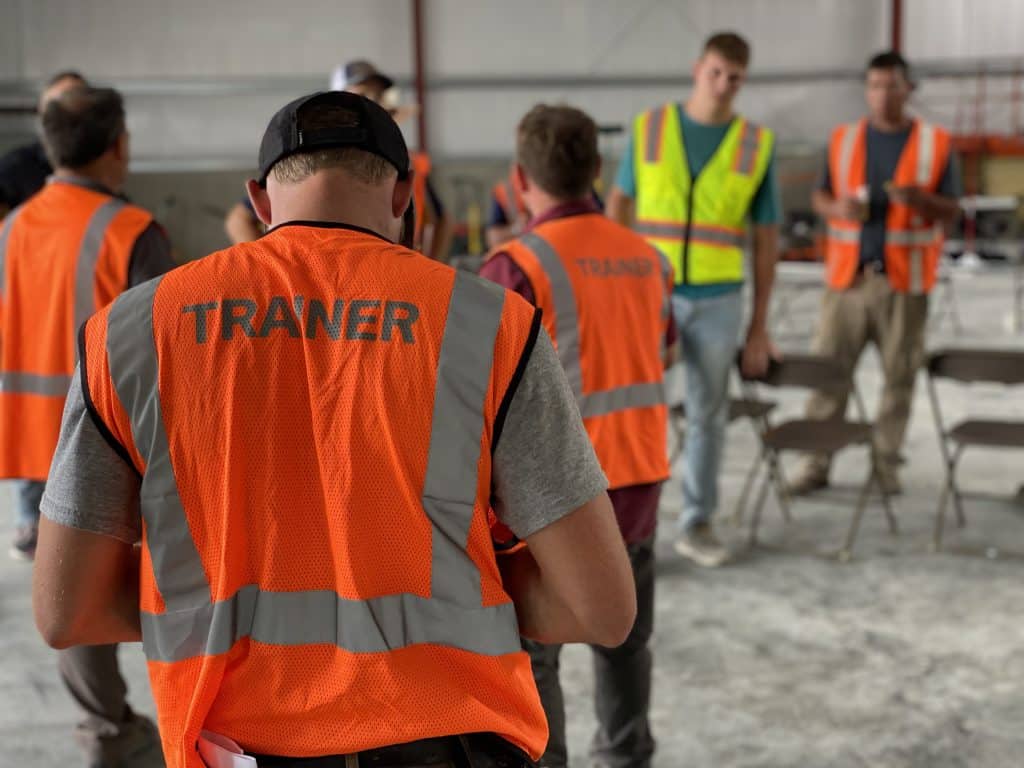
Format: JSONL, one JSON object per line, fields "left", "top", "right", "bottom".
{"left": 786, "top": 465, "right": 829, "bottom": 497}
{"left": 77, "top": 713, "right": 165, "bottom": 768}
{"left": 674, "top": 523, "right": 730, "bottom": 567}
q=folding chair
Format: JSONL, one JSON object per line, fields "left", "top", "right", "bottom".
{"left": 668, "top": 396, "right": 778, "bottom": 526}
{"left": 737, "top": 353, "right": 897, "bottom": 561}
{"left": 925, "top": 348, "right": 1024, "bottom": 550}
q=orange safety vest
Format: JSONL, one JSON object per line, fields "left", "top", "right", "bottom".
{"left": 411, "top": 151, "right": 432, "bottom": 249}
{"left": 0, "top": 178, "right": 152, "bottom": 480}
{"left": 493, "top": 177, "right": 527, "bottom": 224}
{"left": 825, "top": 118, "right": 952, "bottom": 293}
{"left": 80, "top": 223, "right": 546, "bottom": 767}
{"left": 497, "top": 213, "right": 672, "bottom": 489}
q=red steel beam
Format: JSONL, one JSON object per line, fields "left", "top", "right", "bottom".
{"left": 891, "top": 0, "right": 903, "bottom": 53}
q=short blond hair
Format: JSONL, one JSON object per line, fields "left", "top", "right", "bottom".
{"left": 271, "top": 103, "right": 395, "bottom": 185}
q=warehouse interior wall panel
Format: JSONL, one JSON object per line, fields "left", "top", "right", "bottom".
{"left": 16, "top": 0, "right": 411, "bottom": 80}
{"left": 905, "top": 0, "right": 1024, "bottom": 61}
{"left": 428, "top": 0, "right": 887, "bottom": 76}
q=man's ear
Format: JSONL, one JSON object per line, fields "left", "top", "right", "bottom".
{"left": 113, "top": 131, "right": 130, "bottom": 165}
{"left": 246, "top": 179, "right": 273, "bottom": 227}
{"left": 392, "top": 174, "right": 414, "bottom": 219}
{"left": 512, "top": 162, "right": 530, "bottom": 196}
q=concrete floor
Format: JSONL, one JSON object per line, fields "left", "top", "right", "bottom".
{"left": 3, "top": 266, "right": 1023, "bottom": 767}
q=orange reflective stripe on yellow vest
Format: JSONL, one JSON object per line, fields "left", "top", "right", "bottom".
{"left": 498, "top": 213, "right": 671, "bottom": 489}
{"left": 81, "top": 225, "right": 546, "bottom": 767}
{"left": 0, "top": 179, "right": 151, "bottom": 480}
{"left": 825, "top": 118, "right": 951, "bottom": 293}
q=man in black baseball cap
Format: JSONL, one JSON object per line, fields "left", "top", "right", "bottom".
{"left": 35, "top": 88, "right": 637, "bottom": 767}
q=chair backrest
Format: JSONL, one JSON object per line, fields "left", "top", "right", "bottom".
{"left": 928, "top": 348, "right": 1024, "bottom": 386}
{"left": 738, "top": 353, "right": 849, "bottom": 394}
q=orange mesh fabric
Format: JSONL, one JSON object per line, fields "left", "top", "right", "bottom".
{"left": 89, "top": 226, "right": 545, "bottom": 765}
{"left": 0, "top": 182, "right": 147, "bottom": 479}
{"left": 503, "top": 214, "right": 670, "bottom": 488}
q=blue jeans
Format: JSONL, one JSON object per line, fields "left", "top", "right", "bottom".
{"left": 672, "top": 290, "right": 744, "bottom": 532}
{"left": 11, "top": 479, "right": 45, "bottom": 527}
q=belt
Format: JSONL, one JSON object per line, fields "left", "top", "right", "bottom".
{"left": 247, "top": 733, "right": 534, "bottom": 768}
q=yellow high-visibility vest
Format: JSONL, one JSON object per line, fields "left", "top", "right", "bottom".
{"left": 633, "top": 105, "right": 773, "bottom": 286}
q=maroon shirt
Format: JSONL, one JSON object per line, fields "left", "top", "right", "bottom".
{"left": 479, "top": 199, "right": 674, "bottom": 543}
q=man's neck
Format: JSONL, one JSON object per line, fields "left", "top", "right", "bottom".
{"left": 684, "top": 97, "right": 733, "bottom": 126}
{"left": 54, "top": 166, "right": 120, "bottom": 195}
{"left": 868, "top": 113, "right": 912, "bottom": 132}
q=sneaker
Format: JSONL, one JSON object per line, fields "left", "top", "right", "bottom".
{"left": 8, "top": 523, "right": 37, "bottom": 561}
{"left": 786, "top": 468, "right": 829, "bottom": 497}
{"left": 674, "top": 524, "right": 730, "bottom": 567}
{"left": 79, "top": 713, "right": 165, "bottom": 768}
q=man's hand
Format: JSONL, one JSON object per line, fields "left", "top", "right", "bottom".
{"left": 887, "top": 183, "right": 925, "bottom": 209}
{"left": 741, "top": 326, "right": 778, "bottom": 378}
{"left": 833, "top": 196, "right": 867, "bottom": 221}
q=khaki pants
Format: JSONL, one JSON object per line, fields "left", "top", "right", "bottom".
{"left": 803, "top": 271, "right": 929, "bottom": 477}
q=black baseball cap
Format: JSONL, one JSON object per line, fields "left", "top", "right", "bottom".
{"left": 343, "top": 59, "right": 394, "bottom": 91}
{"left": 257, "top": 91, "right": 410, "bottom": 186}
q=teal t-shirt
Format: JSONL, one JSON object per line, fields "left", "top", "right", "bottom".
{"left": 616, "top": 105, "right": 781, "bottom": 299}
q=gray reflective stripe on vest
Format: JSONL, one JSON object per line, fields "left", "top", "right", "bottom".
{"left": 580, "top": 381, "right": 666, "bottom": 419}
{"left": 140, "top": 585, "right": 523, "bottom": 663}
{"left": 518, "top": 232, "right": 582, "bottom": 399}
{"left": 107, "top": 275, "right": 211, "bottom": 612}
{"left": 0, "top": 205, "right": 24, "bottom": 298}
{"left": 916, "top": 122, "right": 936, "bottom": 185}
{"left": 635, "top": 222, "right": 744, "bottom": 247}
{"left": 645, "top": 107, "right": 665, "bottom": 163}
{"left": 735, "top": 121, "right": 761, "bottom": 175}
{"left": 0, "top": 371, "right": 72, "bottom": 396}
{"left": 75, "top": 198, "right": 126, "bottom": 357}
{"left": 837, "top": 122, "right": 860, "bottom": 195}
{"left": 106, "top": 271, "right": 519, "bottom": 662}
{"left": 827, "top": 226, "right": 861, "bottom": 244}
{"left": 423, "top": 270, "right": 504, "bottom": 606}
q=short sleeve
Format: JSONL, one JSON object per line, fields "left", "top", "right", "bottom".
{"left": 40, "top": 367, "right": 142, "bottom": 543}
{"left": 491, "top": 328, "right": 608, "bottom": 539}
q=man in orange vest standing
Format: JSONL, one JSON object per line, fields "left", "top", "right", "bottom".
{"left": 32, "top": 90, "right": 637, "bottom": 768}
{"left": 0, "top": 86, "right": 174, "bottom": 765}
{"left": 480, "top": 104, "right": 674, "bottom": 768}
{"left": 788, "top": 51, "right": 961, "bottom": 496}
{"left": 332, "top": 59, "right": 452, "bottom": 262}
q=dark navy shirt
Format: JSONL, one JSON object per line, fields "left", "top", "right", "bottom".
{"left": 819, "top": 124, "right": 961, "bottom": 268}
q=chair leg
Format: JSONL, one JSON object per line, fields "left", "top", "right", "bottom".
{"left": 769, "top": 454, "right": 793, "bottom": 523}
{"left": 839, "top": 468, "right": 874, "bottom": 562}
{"left": 933, "top": 480, "right": 951, "bottom": 552}
{"left": 732, "top": 447, "right": 764, "bottom": 528}
{"left": 874, "top": 466, "right": 898, "bottom": 536}
{"left": 949, "top": 445, "right": 966, "bottom": 528}
{"left": 748, "top": 460, "right": 774, "bottom": 548}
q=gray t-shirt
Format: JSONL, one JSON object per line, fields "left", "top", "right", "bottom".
{"left": 819, "top": 124, "right": 962, "bottom": 268}
{"left": 41, "top": 326, "right": 607, "bottom": 545}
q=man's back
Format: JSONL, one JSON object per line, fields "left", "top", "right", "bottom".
{"left": 500, "top": 212, "right": 671, "bottom": 489}
{"left": 82, "top": 222, "right": 547, "bottom": 761}
{"left": 0, "top": 178, "right": 153, "bottom": 480}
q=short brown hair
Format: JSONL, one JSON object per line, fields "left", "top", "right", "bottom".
{"left": 516, "top": 104, "right": 599, "bottom": 200}
{"left": 272, "top": 102, "right": 394, "bottom": 185}
{"left": 703, "top": 32, "right": 751, "bottom": 68}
